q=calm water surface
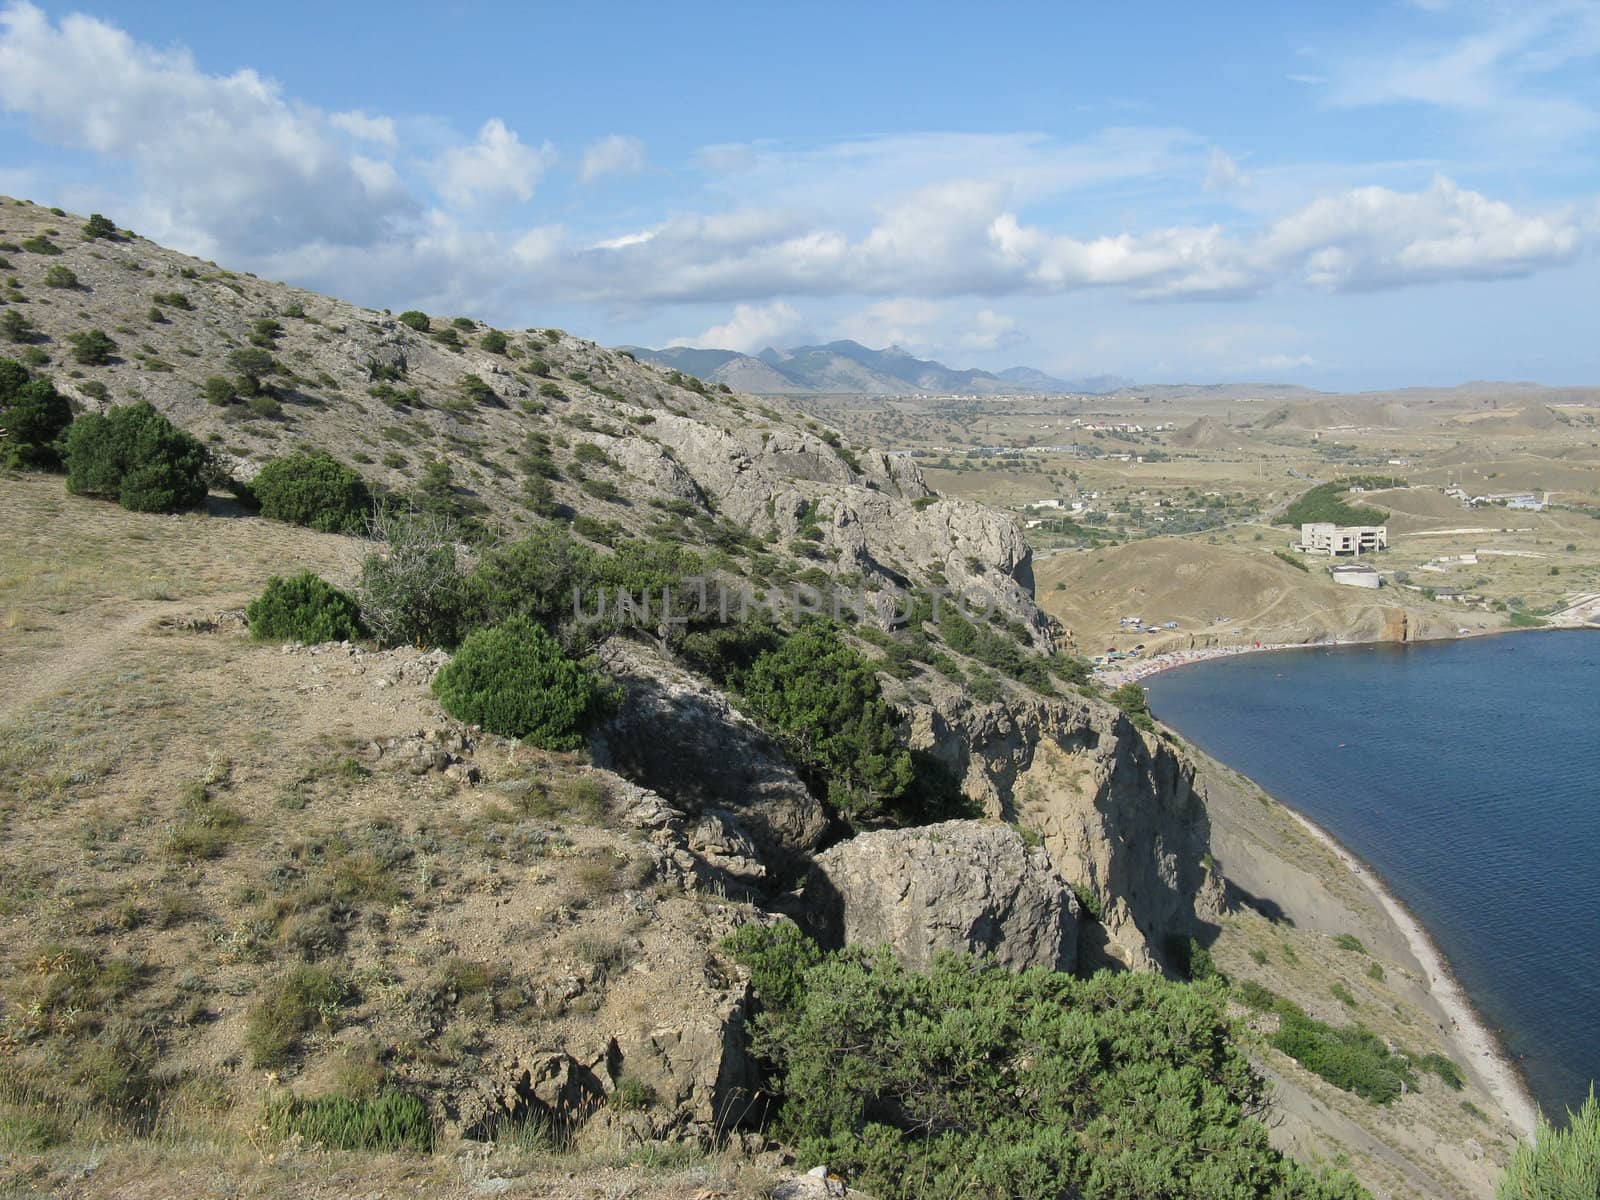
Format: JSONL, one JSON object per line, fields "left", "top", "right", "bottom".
{"left": 1144, "top": 630, "right": 1600, "bottom": 1119}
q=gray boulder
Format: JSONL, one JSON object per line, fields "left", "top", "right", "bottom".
{"left": 806, "top": 820, "right": 1079, "bottom": 973}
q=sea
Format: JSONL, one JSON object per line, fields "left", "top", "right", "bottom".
{"left": 1143, "top": 629, "right": 1600, "bottom": 1121}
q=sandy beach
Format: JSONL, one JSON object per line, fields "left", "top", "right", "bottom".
{"left": 1278, "top": 805, "right": 1540, "bottom": 1135}
{"left": 1093, "top": 640, "right": 1333, "bottom": 687}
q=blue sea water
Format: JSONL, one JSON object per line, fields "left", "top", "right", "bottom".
{"left": 1143, "top": 630, "right": 1600, "bottom": 1120}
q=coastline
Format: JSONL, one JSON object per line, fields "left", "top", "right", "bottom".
{"left": 1135, "top": 634, "right": 1555, "bottom": 1140}
{"left": 1276, "top": 804, "right": 1540, "bottom": 1138}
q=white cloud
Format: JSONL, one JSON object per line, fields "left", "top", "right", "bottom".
{"left": 579, "top": 134, "right": 646, "bottom": 183}
{"left": 429, "top": 117, "right": 553, "bottom": 208}
{"left": 958, "top": 309, "right": 1024, "bottom": 352}
{"left": 0, "top": 1, "right": 415, "bottom": 253}
{"left": 1259, "top": 176, "right": 1582, "bottom": 290}
{"left": 673, "top": 301, "right": 800, "bottom": 352}
{"left": 833, "top": 298, "right": 942, "bottom": 349}
{"left": 1256, "top": 353, "right": 1317, "bottom": 371}
{"left": 1204, "top": 147, "right": 1248, "bottom": 191}
{"left": 330, "top": 109, "right": 397, "bottom": 148}
{"left": 1320, "top": 2, "right": 1600, "bottom": 148}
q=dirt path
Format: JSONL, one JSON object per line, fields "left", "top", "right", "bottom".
{"left": 0, "top": 600, "right": 191, "bottom": 723}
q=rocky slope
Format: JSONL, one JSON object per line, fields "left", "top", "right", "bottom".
{"left": 0, "top": 193, "right": 1216, "bottom": 970}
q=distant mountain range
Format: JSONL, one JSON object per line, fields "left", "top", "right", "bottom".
{"left": 619, "top": 340, "right": 1131, "bottom": 395}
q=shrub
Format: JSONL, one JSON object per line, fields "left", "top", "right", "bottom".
{"left": 68, "top": 329, "right": 116, "bottom": 365}
{"left": 1496, "top": 1088, "right": 1599, "bottom": 1199}
{"left": 397, "top": 310, "right": 430, "bottom": 332}
{"left": 20, "top": 235, "right": 61, "bottom": 255}
{"left": 251, "top": 452, "right": 373, "bottom": 534}
{"left": 728, "top": 933, "right": 1369, "bottom": 1200}
{"left": 65, "top": 402, "right": 209, "bottom": 512}
{"left": 458, "top": 373, "right": 496, "bottom": 405}
{"left": 203, "top": 375, "right": 238, "bottom": 406}
{"left": 741, "top": 623, "right": 915, "bottom": 821}
{"left": 479, "top": 330, "right": 507, "bottom": 354}
{"left": 358, "top": 509, "right": 466, "bottom": 649}
{"left": 264, "top": 1090, "right": 433, "bottom": 1152}
{"left": 431, "top": 616, "right": 612, "bottom": 748}
{"left": 1, "top": 309, "right": 37, "bottom": 342}
{"left": 1110, "top": 682, "right": 1156, "bottom": 732}
{"left": 247, "top": 394, "right": 282, "bottom": 419}
{"left": 1268, "top": 1000, "right": 1416, "bottom": 1104}
{"left": 226, "top": 345, "right": 275, "bottom": 385}
{"left": 0, "top": 357, "right": 72, "bottom": 468}
{"left": 1333, "top": 933, "right": 1368, "bottom": 954}
{"left": 82, "top": 213, "right": 117, "bottom": 239}
{"left": 43, "top": 265, "right": 77, "bottom": 288}
{"left": 247, "top": 572, "right": 365, "bottom": 643}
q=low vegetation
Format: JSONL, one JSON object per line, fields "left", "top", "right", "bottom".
{"left": 247, "top": 571, "right": 366, "bottom": 643}
{"left": 430, "top": 616, "right": 613, "bottom": 748}
{"left": 250, "top": 451, "right": 373, "bottom": 534}
{"left": 1275, "top": 480, "right": 1389, "bottom": 528}
{"left": 727, "top": 924, "right": 1368, "bottom": 1200}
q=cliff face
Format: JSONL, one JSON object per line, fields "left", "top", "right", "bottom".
{"left": 906, "top": 692, "right": 1223, "bottom": 971}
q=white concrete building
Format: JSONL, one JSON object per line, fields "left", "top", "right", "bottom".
{"left": 1329, "top": 563, "right": 1381, "bottom": 588}
{"left": 1298, "top": 523, "right": 1388, "bottom": 556}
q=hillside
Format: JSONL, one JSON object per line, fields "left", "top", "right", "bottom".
{"left": 0, "top": 197, "right": 1535, "bottom": 1199}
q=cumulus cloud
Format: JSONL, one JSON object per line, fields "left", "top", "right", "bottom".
{"left": 429, "top": 117, "right": 553, "bottom": 208}
{"left": 833, "top": 298, "right": 942, "bottom": 349}
{"left": 673, "top": 301, "right": 800, "bottom": 352}
{"left": 0, "top": 1, "right": 416, "bottom": 253}
{"left": 330, "top": 109, "right": 398, "bottom": 148}
{"left": 579, "top": 134, "right": 646, "bottom": 183}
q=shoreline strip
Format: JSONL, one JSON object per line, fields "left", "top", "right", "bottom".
{"left": 1277, "top": 806, "right": 1540, "bottom": 1137}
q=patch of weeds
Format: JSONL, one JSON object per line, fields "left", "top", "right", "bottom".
{"left": 1333, "top": 933, "right": 1368, "bottom": 954}
{"left": 245, "top": 966, "right": 353, "bottom": 1068}
{"left": 610, "top": 1076, "right": 656, "bottom": 1111}
{"left": 1331, "top": 982, "right": 1357, "bottom": 1007}
{"left": 164, "top": 781, "right": 244, "bottom": 862}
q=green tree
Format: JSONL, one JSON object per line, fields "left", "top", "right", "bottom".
{"left": 0, "top": 357, "right": 72, "bottom": 469}
{"left": 741, "top": 623, "right": 914, "bottom": 820}
{"left": 397, "top": 310, "right": 430, "bottom": 332}
{"left": 479, "top": 330, "right": 508, "bottom": 354}
{"left": 431, "top": 616, "right": 611, "bottom": 748}
{"left": 1497, "top": 1089, "right": 1600, "bottom": 1199}
{"left": 64, "top": 402, "right": 209, "bottom": 512}
{"left": 82, "top": 213, "right": 117, "bottom": 239}
{"left": 250, "top": 452, "right": 373, "bottom": 534}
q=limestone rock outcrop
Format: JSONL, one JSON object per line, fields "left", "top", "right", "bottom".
{"left": 805, "top": 820, "right": 1079, "bottom": 973}
{"left": 591, "top": 642, "right": 828, "bottom": 863}
{"left": 905, "top": 692, "right": 1223, "bottom": 973}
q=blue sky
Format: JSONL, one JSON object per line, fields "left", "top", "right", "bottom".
{"left": 2, "top": 0, "right": 1598, "bottom": 389}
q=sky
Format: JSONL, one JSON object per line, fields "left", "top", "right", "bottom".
{"left": 1, "top": 0, "right": 1598, "bottom": 390}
